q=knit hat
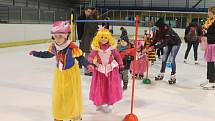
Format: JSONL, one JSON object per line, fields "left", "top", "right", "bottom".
{"left": 155, "top": 18, "right": 165, "bottom": 27}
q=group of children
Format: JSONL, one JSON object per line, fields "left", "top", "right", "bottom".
{"left": 118, "top": 38, "right": 149, "bottom": 89}
{"left": 29, "top": 5, "right": 215, "bottom": 120}
{"left": 29, "top": 20, "right": 155, "bottom": 121}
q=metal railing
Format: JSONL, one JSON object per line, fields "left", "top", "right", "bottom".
{"left": 100, "top": 10, "right": 208, "bottom": 28}
{"left": 0, "top": 0, "right": 73, "bottom": 24}
{"left": 0, "top": 5, "right": 71, "bottom": 24}
{"left": 93, "top": 0, "right": 214, "bottom": 10}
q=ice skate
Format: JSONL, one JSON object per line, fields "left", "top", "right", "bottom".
{"left": 168, "top": 74, "right": 176, "bottom": 85}
{"left": 102, "top": 105, "right": 113, "bottom": 113}
{"left": 202, "top": 82, "right": 215, "bottom": 90}
{"left": 155, "top": 73, "right": 164, "bottom": 80}
{"left": 123, "top": 84, "right": 128, "bottom": 90}
{"left": 139, "top": 74, "right": 144, "bottom": 80}
{"left": 194, "top": 61, "right": 199, "bottom": 65}
{"left": 96, "top": 105, "right": 105, "bottom": 111}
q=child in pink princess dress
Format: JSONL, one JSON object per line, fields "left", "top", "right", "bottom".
{"left": 88, "top": 28, "right": 124, "bottom": 113}
{"left": 130, "top": 40, "right": 149, "bottom": 80}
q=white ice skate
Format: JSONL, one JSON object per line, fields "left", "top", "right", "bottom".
{"left": 194, "top": 61, "right": 199, "bottom": 65}
{"left": 184, "top": 59, "right": 188, "bottom": 64}
{"left": 201, "top": 82, "right": 215, "bottom": 90}
{"left": 102, "top": 105, "right": 113, "bottom": 113}
{"left": 200, "top": 81, "right": 209, "bottom": 87}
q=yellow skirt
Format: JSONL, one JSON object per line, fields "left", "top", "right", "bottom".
{"left": 52, "top": 62, "right": 82, "bottom": 120}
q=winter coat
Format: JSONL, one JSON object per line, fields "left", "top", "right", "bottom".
{"left": 80, "top": 16, "right": 98, "bottom": 53}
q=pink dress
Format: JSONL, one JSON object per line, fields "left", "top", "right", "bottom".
{"left": 130, "top": 51, "right": 149, "bottom": 75}
{"left": 88, "top": 44, "right": 123, "bottom": 106}
{"left": 204, "top": 44, "right": 215, "bottom": 62}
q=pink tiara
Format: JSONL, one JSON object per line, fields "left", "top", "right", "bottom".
{"left": 98, "top": 26, "right": 107, "bottom": 31}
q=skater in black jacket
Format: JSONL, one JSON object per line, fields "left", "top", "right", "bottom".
{"left": 150, "top": 18, "right": 181, "bottom": 84}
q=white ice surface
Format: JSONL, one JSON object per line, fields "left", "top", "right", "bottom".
{"left": 0, "top": 43, "right": 215, "bottom": 121}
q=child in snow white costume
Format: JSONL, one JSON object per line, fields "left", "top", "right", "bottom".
{"left": 88, "top": 28, "right": 124, "bottom": 113}
{"left": 29, "top": 21, "right": 94, "bottom": 121}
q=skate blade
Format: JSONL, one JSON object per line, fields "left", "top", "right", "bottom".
{"left": 200, "top": 82, "right": 209, "bottom": 87}
{"left": 203, "top": 86, "right": 215, "bottom": 90}
{"left": 168, "top": 80, "right": 176, "bottom": 85}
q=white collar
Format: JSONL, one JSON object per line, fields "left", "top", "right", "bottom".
{"left": 55, "top": 40, "right": 70, "bottom": 51}
{"left": 98, "top": 45, "right": 116, "bottom": 52}
{"left": 98, "top": 48, "right": 111, "bottom": 53}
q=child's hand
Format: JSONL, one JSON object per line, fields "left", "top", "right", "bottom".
{"left": 147, "top": 46, "right": 154, "bottom": 51}
{"left": 87, "top": 65, "right": 94, "bottom": 72}
{"left": 29, "top": 51, "right": 35, "bottom": 55}
{"left": 151, "top": 46, "right": 155, "bottom": 50}
{"left": 143, "top": 49, "right": 148, "bottom": 53}
{"left": 200, "top": 36, "right": 207, "bottom": 43}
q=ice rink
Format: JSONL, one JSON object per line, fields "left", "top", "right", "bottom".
{"left": 0, "top": 43, "right": 215, "bottom": 121}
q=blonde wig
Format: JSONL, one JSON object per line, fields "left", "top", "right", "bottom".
{"left": 91, "top": 29, "right": 116, "bottom": 50}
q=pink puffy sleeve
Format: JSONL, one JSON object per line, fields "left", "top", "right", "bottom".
{"left": 112, "top": 49, "right": 123, "bottom": 66}
{"left": 87, "top": 50, "right": 97, "bottom": 63}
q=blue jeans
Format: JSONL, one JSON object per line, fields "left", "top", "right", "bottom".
{"left": 160, "top": 45, "right": 181, "bottom": 75}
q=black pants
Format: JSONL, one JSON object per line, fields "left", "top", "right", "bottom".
{"left": 120, "top": 69, "right": 129, "bottom": 86}
{"left": 207, "top": 62, "right": 215, "bottom": 83}
{"left": 157, "top": 48, "right": 164, "bottom": 57}
{"left": 184, "top": 41, "right": 199, "bottom": 61}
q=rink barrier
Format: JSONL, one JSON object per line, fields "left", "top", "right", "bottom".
{"left": 74, "top": 20, "right": 141, "bottom": 23}
{"left": 0, "top": 39, "right": 51, "bottom": 48}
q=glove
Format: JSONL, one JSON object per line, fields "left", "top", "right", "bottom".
{"left": 87, "top": 65, "right": 95, "bottom": 72}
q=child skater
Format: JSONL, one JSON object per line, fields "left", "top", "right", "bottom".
{"left": 144, "top": 30, "right": 156, "bottom": 65}
{"left": 117, "top": 39, "right": 135, "bottom": 90}
{"left": 200, "top": 6, "right": 215, "bottom": 90}
{"left": 29, "top": 21, "right": 94, "bottom": 121}
{"left": 88, "top": 28, "right": 124, "bottom": 113}
{"left": 130, "top": 40, "right": 149, "bottom": 80}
